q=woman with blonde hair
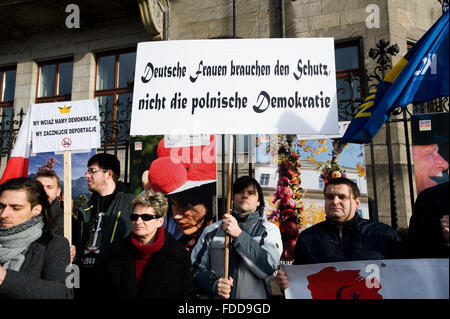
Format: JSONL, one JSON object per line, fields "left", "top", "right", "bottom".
{"left": 104, "top": 192, "right": 195, "bottom": 299}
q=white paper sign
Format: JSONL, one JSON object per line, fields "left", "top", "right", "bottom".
{"left": 283, "top": 259, "right": 449, "bottom": 299}
{"left": 30, "top": 99, "right": 101, "bottom": 153}
{"left": 164, "top": 134, "right": 211, "bottom": 148}
{"left": 130, "top": 38, "right": 339, "bottom": 136}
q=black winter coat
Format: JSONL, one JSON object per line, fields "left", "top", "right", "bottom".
{"left": 104, "top": 230, "right": 196, "bottom": 299}
{"left": 50, "top": 200, "right": 64, "bottom": 236}
{"left": 293, "top": 214, "right": 405, "bottom": 265}
{"left": 0, "top": 232, "right": 73, "bottom": 299}
{"left": 408, "top": 182, "right": 449, "bottom": 258}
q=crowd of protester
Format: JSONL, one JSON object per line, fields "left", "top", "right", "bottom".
{"left": 0, "top": 153, "right": 448, "bottom": 299}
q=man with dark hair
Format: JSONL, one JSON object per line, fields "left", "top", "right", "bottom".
{"left": 35, "top": 169, "right": 63, "bottom": 236}
{"left": 191, "top": 176, "right": 283, "bottom": 299}
{"left": 72, "top": 153, "right": 134, "bottom": 298}
{"left": 0, "top": 177, "right": 72, "bottom": 298}
{"left": 275, "top": 177, "right": 404, "bottom": 291}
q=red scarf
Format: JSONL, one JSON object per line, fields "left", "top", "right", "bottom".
{"left": 130, "top": 226, "right": 165, "bottom": 285}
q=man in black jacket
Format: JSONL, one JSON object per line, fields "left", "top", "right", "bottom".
{"left": 407, "top": 181, "right": 449, "bottom": 258}
{"left": 35, "top": 169, "right": 63, "bottom": 236}
{"left": 73, "top": 153, "right": 135, "bottom": 298}
{"left": 276, "top": 177, "right": 404, "bottom": 290}
{"left": 0, "top": 177, "right": 72, "bottom": 298}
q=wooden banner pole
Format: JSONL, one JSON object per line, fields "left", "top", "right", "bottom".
{"left": 63, "top": 150, "right": 72, "bottom": 246}
{"left": 224, "top": 134, "right": 234, "bottom": 279}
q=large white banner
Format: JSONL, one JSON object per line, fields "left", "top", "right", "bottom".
{"left": 283, "top": 259, "right": 449, "bottom": 299}
{"left": 130, "top": 39, "right": 339, "bottom": 136}
{"left": 30, "top": 99, "right": 100, "bottom": 153}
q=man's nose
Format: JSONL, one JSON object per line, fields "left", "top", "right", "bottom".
{"left": 0, "top": 207, "right": 11, "bottom": 218}
{"left": 330, "top": 196, "right": 340, "bottom": 204}
{"left": 435, "top": 153, "right": 449, "bottom": 170}
{"left": 172, "top": 209, "right": 184, "bottom": 220}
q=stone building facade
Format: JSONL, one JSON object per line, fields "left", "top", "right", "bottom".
{"left": 0, "top": 0, "right": 445, "bottom": 228}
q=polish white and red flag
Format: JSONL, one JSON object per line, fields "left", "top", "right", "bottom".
{"left": 283, "top": 259, "right": 449, "bottom": 299}
{"left": 0, "top": 109, "right": 32, "bottom": 184}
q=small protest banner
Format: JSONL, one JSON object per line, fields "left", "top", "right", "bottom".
{"left": 30, "top": 99, "right": 100, "bottom": 153}
{"left": 29, "top": 99, "right": 100, "bottom": 244}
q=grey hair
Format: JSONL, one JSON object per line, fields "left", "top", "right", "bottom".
{"left": 131, "top": 191, "right": 168, "bottom": 218}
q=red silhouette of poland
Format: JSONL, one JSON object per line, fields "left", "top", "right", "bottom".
{"left": 307, "top": 267, "right": 382, "bottom": 299}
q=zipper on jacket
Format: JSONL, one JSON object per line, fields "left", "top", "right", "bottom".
{"left": 78, "top": 205, "right": 92, "bottom": 237}
{"left": 110, "top": 210, "right": 121, "bottom": 243}
{"left": 339, "top": 228, "right": 344, "bottom": 261}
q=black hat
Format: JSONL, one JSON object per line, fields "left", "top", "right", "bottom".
{"left": 411, "top": 113, "right": 449, "bottom": 162}
{"left": 168, "top": 181, "right": 216, "bottom": 222}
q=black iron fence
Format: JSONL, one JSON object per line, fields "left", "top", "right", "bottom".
{"left": 336, "top": 38, "right": 449, "bottom": 229}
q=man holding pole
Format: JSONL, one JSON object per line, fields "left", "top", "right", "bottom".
{"left": 190, "top": 176, "right": 283, "bottom": 299}
{"left": 72, "top": 153, "right": 135, "bottom": 298}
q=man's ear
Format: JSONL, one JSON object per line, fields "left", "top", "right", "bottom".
{"left": 105, "top": 169, "right": 113, "bottom": 180}
{"left": 355, "top": 197, "right": 360, "bottom": 210}
{"left": 31, "top": 204, "right": 42, "bottom": 217}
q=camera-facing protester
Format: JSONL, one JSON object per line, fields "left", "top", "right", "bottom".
{"left": 0, "top": 177, "right": 73, "bottom": 299}
{"left": 104, "top": 192, "right": 195, "bottom": 299}
{"left": 191, "top": 176, "right": 283, "bottom": 299}
{"left": 276, "top": 177, "right": 405, "bottom": 291}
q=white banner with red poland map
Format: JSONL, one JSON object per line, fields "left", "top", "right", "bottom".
{"left": 284, "top": 258, "right": 449, "bottom": 299}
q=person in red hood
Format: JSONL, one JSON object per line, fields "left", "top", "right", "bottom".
{"left": 147, "top": 137, "right": 216, "bottom": 253}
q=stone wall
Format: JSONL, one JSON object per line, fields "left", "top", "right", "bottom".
{"left": 0, "top": 16, "right": 150, "bottom": 112}
{"left": 168, "top": 0, "right": 273, "bottom": 39}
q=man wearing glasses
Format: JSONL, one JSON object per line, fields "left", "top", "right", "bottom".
{"left": 72, "top": 153, "right": 135, "bottom": 299}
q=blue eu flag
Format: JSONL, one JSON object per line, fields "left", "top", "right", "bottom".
{"left": 340, "top": 11, "right": 449, "bottom": 145}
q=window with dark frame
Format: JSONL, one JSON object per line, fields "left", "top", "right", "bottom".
{"left": 94, "top": 49, "right": 136, "bottom": 143}
{"left": 0, "top": 66, "right": 16, "bottom": 107}
{"left": 1, "top": 66, "right": 16, "bottom": 147}
{"left": 318, "top": 176, "right": 324, "bottom": 189}
{"left": 334, "top": 40, "right": 365, "bottom": 121}
{"left": 36, "top": 58, "right": 73, "bottom": 103}
{"left": 260, "top": 173, "right": 270, "bottom": 186}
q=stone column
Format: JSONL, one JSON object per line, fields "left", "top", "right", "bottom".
{"left": 13, "top": 61, "right": 38, "bottom": 113}
{"left": 71, "top": 52, "right": 96, "bottom": 101}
